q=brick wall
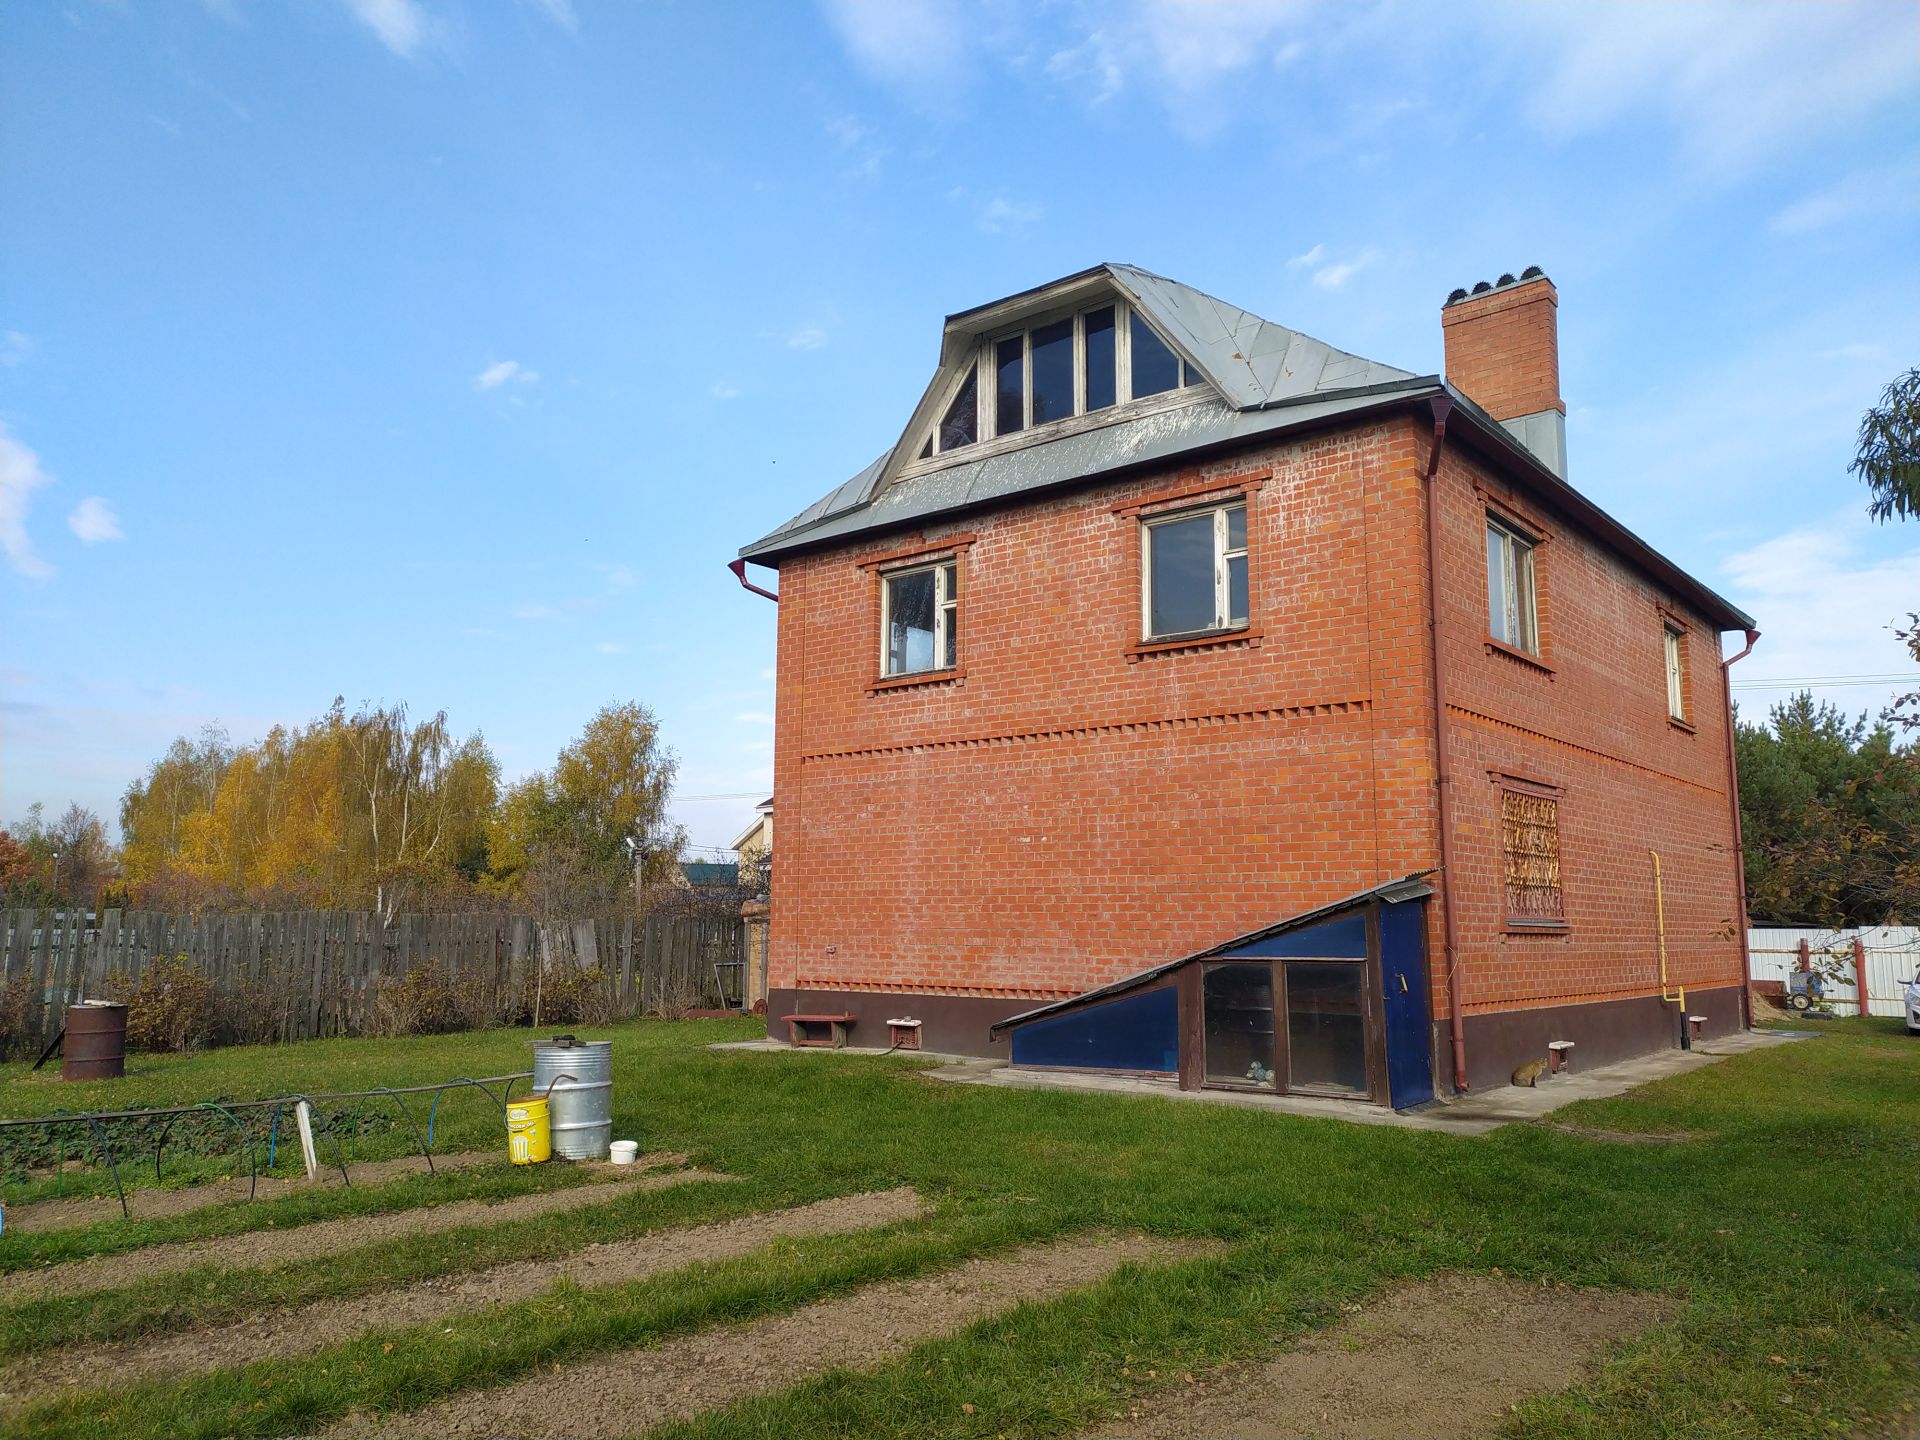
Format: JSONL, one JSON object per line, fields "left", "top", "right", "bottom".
{"left": 767, "top": 409, "right": 1743, "bottom": 1036}
{"left": 770, "top": 418, "right": 1438, "bottom": 1004}
{"left": 1427, "top": 441, "right": 1745, "bottom": 1026}
{"left": 1441, "top": 278, "right": 1564, "bottom": 422}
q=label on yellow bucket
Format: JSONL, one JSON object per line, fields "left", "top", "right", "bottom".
{"left": 506, "top": 1097, "right": 551, "bottom": 1165}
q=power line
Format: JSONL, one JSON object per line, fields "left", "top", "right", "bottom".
{"left": 1732, "top": 675, "right": 1919, "bottom": 690}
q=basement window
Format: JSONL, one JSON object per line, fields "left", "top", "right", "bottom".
{"left": 1485, "top": 516, "right": 1539, "bottom": 655}
{"left": 1500, "top": 786, "right": 1565, "bottom": 926}
{"left": 1142, "top": 500, "right": 1248, "bottom": 641}
{"left": 882, "top": 559, "right": 958, "bottom": 676}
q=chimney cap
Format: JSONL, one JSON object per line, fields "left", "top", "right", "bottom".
{"left": 1445, "top": 267, "right": 1553, "bottom": 306}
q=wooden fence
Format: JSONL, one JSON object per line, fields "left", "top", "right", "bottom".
{"left": 0, "top": 907, "right": 744, "bottom": 1047}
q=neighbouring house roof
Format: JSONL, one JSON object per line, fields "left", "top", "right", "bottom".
{"left": 728, "top": 808, "right": 771, "bottom": 853}
{"left": 987, "top": 873, "right": 1437, "bottom": 1038}
{"left": 680, "top": 861, "right": 739, "bottom": 888}
{"left": 738, "top": 263, "right": 1754, "bottom": 633}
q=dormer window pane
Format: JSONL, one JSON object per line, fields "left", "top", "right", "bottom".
{"left": 1031, "top": 318, "right": 1075, "bottom": 425}
{"left": 938, "top": 367, "right": 978, "bottom": 451}
{"left": 1131, "top": 313, "right": 1181, "bottom": 398}
{"left": 1083, "top": 306, "right": 1116, "bottom": 411}
{"left": 995, "top": 335, "right": 1025, "bottom": 435}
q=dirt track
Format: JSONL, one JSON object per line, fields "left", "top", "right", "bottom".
{"left": 0, "top": 1155, "right": 714, "bottom": 1304}
{"left": 2, "top": 1151, "right": 501, "bottom": 1235}
{"left": 328, "top": 1232, "right": 1216, "bottom": 1439}
{"left": 0, "top": 1187, "right": 925, "bottom": 1406}
{"left": 1079, "top": 1272, "right": 1671, "bottom": 1439}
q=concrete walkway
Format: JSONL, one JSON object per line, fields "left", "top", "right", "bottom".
{"left": 715, "top": 1030, "right": 1809, "bottom": 1136}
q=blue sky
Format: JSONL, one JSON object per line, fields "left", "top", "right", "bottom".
{"left": 3, "top": 0, "right": 1918, "bottom": 857}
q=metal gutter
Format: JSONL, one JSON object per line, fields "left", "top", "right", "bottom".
{"left": 1720, "top": 627, "right": 1761, "bottom": 1028}
{"left": 1421, "top": 394, "right": 1470, "bottom": 1094}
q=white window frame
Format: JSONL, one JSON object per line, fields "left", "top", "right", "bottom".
{"left": 1486, "top": 516, "right": 1540, "bottom": 655}
{"left": 919, "top": 301, "right": 1201, "bottom": 460}
{"left": 1663, "top": 623, "right": 1687, "bottom": 721}
{"left": 1140, "top": 500, "right": 1248, "bottom": 642}
{"left": 879, "top": 558, "right": 958, "bottom": 677}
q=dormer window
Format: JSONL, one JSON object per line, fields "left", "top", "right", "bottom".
{"left": 915, "top": 300, "right": 1201, "bottom": 462}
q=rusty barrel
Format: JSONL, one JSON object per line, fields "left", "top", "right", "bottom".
{"left": 62, "top": 1001, "right": 127, "bottom": 1081}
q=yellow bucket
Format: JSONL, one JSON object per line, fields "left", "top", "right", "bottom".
{"left": 506, "top": 1096, "right": 551, "bottom": 1165}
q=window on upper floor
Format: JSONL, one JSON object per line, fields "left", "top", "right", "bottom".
{"left": 1499, "top": 785, "right": 1565, "bottom": 927}
{"left": 1142, "top": 500, "right": 1247, "bottom": 641}
{"left": 915, "top": 301, "right": 1201, "bottom": 461}
{"left": 882, "top": 558, "right": 958, "bottom": 677}
{"left": 1485, "top": 515, "right": 1539, "bottom": 655}
{"left": 1664, "top": 623, "right": 1688, "bottom": 723}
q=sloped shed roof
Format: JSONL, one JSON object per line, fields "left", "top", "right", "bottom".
{"left": 987, "top": 873, "right": 1437, "bottom": 1037}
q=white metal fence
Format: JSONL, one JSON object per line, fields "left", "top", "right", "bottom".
{"left": 1747, "top": 926, "right": 1920, "bottom": 1018}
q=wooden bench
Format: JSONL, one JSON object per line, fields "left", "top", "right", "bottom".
{"left": 786, "top": 1013, "right": 857, "bottom": 1049}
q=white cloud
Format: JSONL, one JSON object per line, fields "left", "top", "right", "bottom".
{"left": 1769, "top": 162, "right": 1920, "bottom": 236}
{"left": 1311, "top": 247, "right": 1379, "bottom": 290}
{"left": 67, "top": 497, "right": 123, "bottom": 544}
{"left": 601, "top": 563, "right": 638, "bottom": 592}
{"left": 735, "top": 711, "right": 776, "bottom": 726}
{"left": 1720, "top": 516, "right": 1920, "bottom": 722}
{"left": 0, "top": 331, "right": 34, "bottom": 367}
{"left": 833, "top": 2, "right": 1914, "bottom": 174}
{"left": 786, "top": 326, "right": 828, "bottom": 352}
{"left": 709, "top": 380, "right": 742, "bottom": 400}
{"left": 1498, "top": 0, "right": 1920, "bottom": 173}
{"left": 595, "top": 641, "right": 627, "bottom": 655}
{"left": 344, "top": 0, "right": 431, "bottom": 58}
{"left": 976, "top": 195, "right": 1044, "bottom": 236}
{"left": 820, "top": 0, "right": 970, "bottom": 99}
{"left": 512, "top": 601, "right": 562, "bottom": 621}
{"left": 474, "top": 359, "right": 539, "bottom": 390}
{"left": 523, "top": 0, "right": 576, "bottom": 33}
{"left": 1285, "top": 243, "right": 1325, "bottom": 270}
{"left": 0, "top": 422, "right": 55, "bottom": 579}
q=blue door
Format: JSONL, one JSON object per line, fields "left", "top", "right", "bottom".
{"left": 1378, "top": 900, "right": 1434, "bottom": 1109}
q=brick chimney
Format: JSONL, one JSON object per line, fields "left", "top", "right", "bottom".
{"left": 1441, "top": 267, "right": 1566, "bottom": 477}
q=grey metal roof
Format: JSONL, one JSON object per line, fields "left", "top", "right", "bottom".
{"left": 740, "top": 263, "right": 1414, "bottom": 560}
{"left": 986, "top": 872, "right": 1436, "bottom": 1037}
{"left": 744, "top": 378, "right": 1434, "bottom": 561}
{"left": 736, "top": 264, "right": 1756, "bottom": 634}
{"left": 1106, "top": 263, "right": 1416, "bottom": 410}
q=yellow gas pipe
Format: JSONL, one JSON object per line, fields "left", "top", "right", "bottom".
{"left": 1650, "top": 849, "right": 1685, "bottom": 1011}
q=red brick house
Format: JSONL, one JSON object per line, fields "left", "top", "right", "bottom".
{"left": 734, "top": 264, "right": 1757, "bottom": 1105}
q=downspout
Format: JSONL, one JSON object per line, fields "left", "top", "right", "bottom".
{"left": 1720, "top": 627, "right": 1760, "bottom": 1027}
{"left": 728, "top": 558, "right": 779, "bottom": 603}
{"left": 1421, "top": 394, "right": 1470, "bottom": 1093}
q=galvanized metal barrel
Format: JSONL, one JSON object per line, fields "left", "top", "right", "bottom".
{"left": 63, "top": 1001, "right": 127, "bottom": 1081}
{"left": 531, "top": 1036, "right": 612, "bottom": 1160}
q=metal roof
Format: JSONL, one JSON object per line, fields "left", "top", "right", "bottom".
{"left": 987, "top": 873, "right": 1436, "bottom": 1037}
{"left": 737, "top": 264, "right": 1755, "bottom": 633}
{"left": 741, "top": 263, "right": 1414, "bottom": 560}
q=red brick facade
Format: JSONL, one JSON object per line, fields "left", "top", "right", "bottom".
{"left": 765, "top": 409, "right": 1746, "bottom": 1083}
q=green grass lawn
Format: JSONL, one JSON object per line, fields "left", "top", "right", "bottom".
{"left": 1, "top": 1015, "right": 1916, "bottom": 1439}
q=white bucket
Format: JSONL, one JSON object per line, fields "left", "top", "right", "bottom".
{"left": 608, "top": 1139, "right": 640, "bottom": 1166}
